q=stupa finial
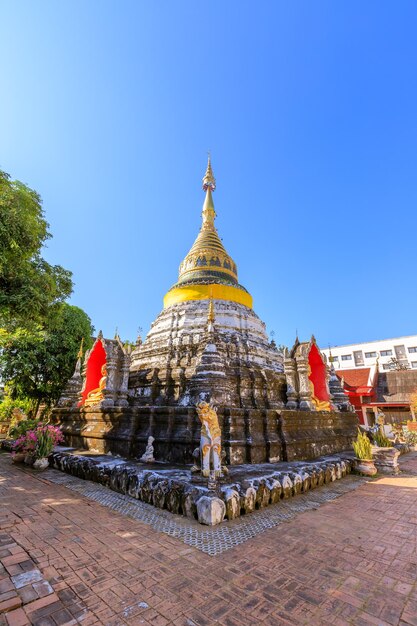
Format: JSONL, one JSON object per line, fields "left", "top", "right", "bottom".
{"left": 77, "top": 338, "right": 84, "bottom": 360}
{"left": 201, "top": 155, "right": 216, "bottom": 230}
{"left": 202, "top": 153, "right": 216, "bottom": 191}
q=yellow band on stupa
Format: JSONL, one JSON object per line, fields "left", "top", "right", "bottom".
{"left": 163, "top": 283, "right": 253, "bottom": 309}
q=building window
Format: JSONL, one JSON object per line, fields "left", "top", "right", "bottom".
{"left": 341, "top": 355, "right": 352, "bottom": 361}
{"left": 380, "top": 350, "right": 392, "bottom": 357}
{"left": 383, "top": 363, "right": 393, "bottom": 370}
{"left": 408, "top": 347, "right": 417, "bottom": 353}
{"left": 412, "top": 362, "right": 417, "bottom": 369}
{"left": 330, "top": 356, "right": 339, "bottom": 362}
{"left": 365, "top": 351, "right": 377, "bottom": 358}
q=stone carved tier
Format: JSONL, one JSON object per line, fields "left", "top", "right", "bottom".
{"left": 128, "top": 300, "right": 286, "bottom": 409}
{"left": 328, "top": 363, "right": 352, "bottom": 412}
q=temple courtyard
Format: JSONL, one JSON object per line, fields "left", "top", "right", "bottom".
{"left": 0, "top": 452, "right": 417, "bottom": 626}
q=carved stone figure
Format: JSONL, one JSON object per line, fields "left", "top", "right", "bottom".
{"left": 196, "top": 401, "right": 222, "bottom": 477}
{"left": 140, "top": 436, "right": 155, "bottom": 463}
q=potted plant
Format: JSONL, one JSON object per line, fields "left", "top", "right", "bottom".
{"left": 23, "top": 430, "right": 38, "bottom": 465}
{"left": 11, "top": 435, "right": 27, "bottom": 463}
{"left": 352, "top": 430, "right": 377, "bottom": 476}
{"left": 32, "top": 424, "right": 64, "bottom": 470}
{"left": 372, "top": 430, "right": 400, "bottom": 474}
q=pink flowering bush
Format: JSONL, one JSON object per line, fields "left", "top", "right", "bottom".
{"left": 12, "top": 434, "right": 30, "bottom": 454}
{"left": 12, "top": 424, "right": 63, "bottom": 459}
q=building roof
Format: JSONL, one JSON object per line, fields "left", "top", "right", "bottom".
{"left": 336, "top": 368, "right": 371, "bottom": 390}
{"left": 376, "top": 370, "right": 417, "bottom": 403}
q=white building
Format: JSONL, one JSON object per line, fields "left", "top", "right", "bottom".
{"left": 322, "top": 335, "right": 417, "bottom": 371}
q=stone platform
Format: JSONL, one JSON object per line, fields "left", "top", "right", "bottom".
{"left": 52, "top": 405, "right": 358, "bottom": 465}
{"left": 47, "top": 446, "right": 355, "bottom": 526}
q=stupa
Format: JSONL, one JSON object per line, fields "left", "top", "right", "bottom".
{"left": 128, "top": 157, "right": 285, "bottom": 410}
{"left": 55, "top": 158, "right": 356, "bottom": 465}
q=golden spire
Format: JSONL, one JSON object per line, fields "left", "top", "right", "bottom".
{"left": 174, "top": 156, "right": 238, "bottom": 285}
{"left": 163, "top": 157, "right": 253, "bottom": 310}
{"left": 202, "top": 153, "right": 216, "bottom": 191}
{"left": 201, "top": 155, "right": 216, "bottom": 230}
{"left": 77, "top": 338, "right": 84, "bottom": 360}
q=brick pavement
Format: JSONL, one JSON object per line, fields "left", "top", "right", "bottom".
{"left": 1, "top": 451, "right": 417, "bottom": 626}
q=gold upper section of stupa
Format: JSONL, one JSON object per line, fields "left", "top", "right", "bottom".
{"left": 177, "top": 156, "right": 238, "bottom": 286}
{"left": 163, "top": 157, "right": 253, "bottom": 310}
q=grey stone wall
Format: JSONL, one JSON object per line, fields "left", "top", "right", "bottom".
{"left": 52, "top": 406, "right": 358, "bottom": 464}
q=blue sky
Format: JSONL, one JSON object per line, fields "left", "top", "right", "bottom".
{"left": 1, "top": 1, "right": 416, "bottom": 349}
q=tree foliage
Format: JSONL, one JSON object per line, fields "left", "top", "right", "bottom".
{"left": 0, "top": 170, "right": 73, "bottom": 330}
{"left": 0, "top": 303, "right": 94, "bottom": 413}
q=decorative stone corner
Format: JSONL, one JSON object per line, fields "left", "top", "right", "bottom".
{"left": 197, "top": 496, "right": 226, "bottom": 526}
{"left": 39, "top": 448, "right": 363, "bottom": 526}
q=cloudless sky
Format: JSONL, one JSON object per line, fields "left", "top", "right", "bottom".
{"left": 1, "top": 1, "right": 416, "bottom": 349}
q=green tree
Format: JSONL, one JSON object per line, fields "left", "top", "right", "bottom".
{"left": 0, "top": 303, "right": 94, "bottom": 415}
{"left": 0, "top": 170, "right": 73, "bottom": 330}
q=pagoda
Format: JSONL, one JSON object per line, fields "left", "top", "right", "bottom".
{"left": 56, "top": 159, "right": 356, "bottom": 465}
{"left": 128, "top": 157, "right": 285, "bottom": 410}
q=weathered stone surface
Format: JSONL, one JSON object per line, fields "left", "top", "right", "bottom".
{"left": 165, "top": 482, "right": 184, "bottom": 514}
{"left": 316, "top": 467, "right": 325, "bottom": 486}
{"left": 153, "top": 480, "right": 169, "bottom": 509}
{"left": 52, "top": 405, "right": 357, "bottom": 466}
{"left": 239, "top": 486, "right": 257, "bottom": 514}
{"left": 289, "top": 472, "right": 302, "bottom": 495}
{"left": 32, "top": 447, "right": 363, "bottom": 526}
{"left": 197, "top": 496, "right": 225, "bottom": 526}
{"left": 299, "top": 470, "right": 311, "bottom": 492}
{"left": 267, "top": 478, "right": 282, "bottom": 503}
{"left": 373, "top": 447, "right": 400, "bottom": 474}
{"left": 140, "top": 474, "right": 154, "bottom": 504}
{"left": 279, "top": 410, "right": 358, "bottom": 462}
{"left": 181, "top": 486, "right": 200, "bottom": 520}
{"left": 129, "top": 299, "right": 285, "bottom": 412}
{"left": 222, "top": 488, "right": 240, "bottom": 520}
{"left": 253, "top": 480, "right": 270, "bottom": 509}
{"left": 127, "top": 473, "right": 141, "bottom": 499}
{"left": 281, "top": 474, "right": 293, "bottom": 499}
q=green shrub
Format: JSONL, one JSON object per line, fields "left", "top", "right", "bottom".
{"left": 8, "top": 418, "right": 41, "bottom": 439}
{"left": 352, "top": 429, "right": 373, "bottom": 460}
{"left": 404, "top": 430, "right": 417, "bottom": 445}
{"left": 373, "top": 430, "right": 392, "bottom": 448}
{"left": 0, "top": 397, "right": 31, "bottom": 422}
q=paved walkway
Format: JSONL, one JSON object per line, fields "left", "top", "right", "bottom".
{"left": 1, "top": 452, "right": 417, "bottom": 626}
